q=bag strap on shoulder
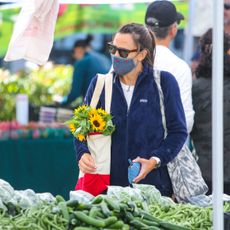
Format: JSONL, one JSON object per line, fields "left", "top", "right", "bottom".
{"left": 154, "top": 69, "right": 167, "bottom": 137}
{"left": 90, "top": 72, "right": 113, "bottom": 113}
{"left": 90, "top": 74, "right": 105, "bottom": 109}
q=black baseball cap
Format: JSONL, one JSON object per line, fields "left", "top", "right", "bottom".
{"left": 145, "top": 1, "right": 184, "bottom": 27}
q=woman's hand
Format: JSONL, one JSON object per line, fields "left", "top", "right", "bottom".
{"left": 132, "top": 157, "right": 157, "bottom": 183}
{"left": 78, "top": 153, "right": 97, "bottom": 174}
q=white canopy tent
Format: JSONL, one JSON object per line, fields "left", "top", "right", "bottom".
{"left": 1, "top": 0, "right": 225, "bottom": 229}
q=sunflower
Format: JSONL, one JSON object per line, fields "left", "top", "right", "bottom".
{"left": 90, "top": 114, "right": 106, "bottom": 132}
{"left": 77, "top": 133, "right": 86, "bottom": 141}
{"left": 74, "top": 105, "right": 88, "bottom": 115}
{"left": 69, "top": 124, "right": 76, "bottom": 133}
{"left": 88, "top": 108, "right": 98, "bottom": 117}
{"left": 97, "top": 108, "right": 108, "bottom": 117}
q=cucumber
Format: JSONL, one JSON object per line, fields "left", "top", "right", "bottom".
{"left": 160, "top": 221, "right": 191, "bottom": 230}
{"left": 92, "top": 195, "right": 104, "bottom": 204}
{"left": 89, "top": 206, "right": 100, "bottom": 218}
{"left": 105, "top": 197, "right": 120, "bottom": 212}
{"left": 100, "top": 201, "right": 112, "bottom": 217}
{"left": 125, "top": 211, "right": 135, "bottom": 222}
{"left": 74, "top": 211, "right": 105, "bottom": 228}
{"left": 55, "top": 195, "right": 65, "bottom": 203}
{"left": 66, "top": 199, "right": 79, "bottom": 208}
{"left": 104, "top": 216, "right": 118, "bottom": 227}
{"left": 135, "top": 217, "right": 159, "bottom": 227}
{"left": 139, "top": 210, "right": 161, "bottom": 224}
{"left": 130, "top": 219, "right": 148, "bottom": 228}
{"left": 141, "top": 227, "right": 161, "bottom": 230}
{"left": 107, "top": 220, "right": 125, "bottom": 229}
{"left": 58, "top": 201, "right": 70, "bottom": 221}
{"left": 73, "top": 227, "right": 97, "bottom": 230}
{"left": 77, "top": 203, "right": 92, "bottom": 210}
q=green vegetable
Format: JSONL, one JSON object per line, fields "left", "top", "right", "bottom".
{"left": 100, "top": 201, "right": 112, "bottom": 217}
{"left": 55, "top": 195, "right": 65, "bottom": 203}
{"left": 105, "top": 197, "right": 120, "bottom": 212}
{"left": 74, "top": 211, "right": 106, "bottom": 228}
{"left": 139, "top": 210, "right": 161, "bottom": 224}
{"left": 107, "top": 220, "right": 125, "bottom": 229}
{"left": 104, "top": 216, "right": 118, "bottom": 226}
{"left": 130, "top": 219, "right": 148, "bottom": 228}
{"left": 66, "top": 199, "right": 79, "bottom": 208}
{"left": 58, "top": 201, "right": 69, "bottom": 221}
{"left": 160, "top": 221, "right": 190, "bottom": 230}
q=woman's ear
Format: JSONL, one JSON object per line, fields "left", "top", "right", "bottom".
{"left": 137, "top": 49, "right": 148, "bottom": 62}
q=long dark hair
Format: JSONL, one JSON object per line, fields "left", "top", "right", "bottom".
{"left": 195, "top": 29, "right": 230, "bottom": 78}
{"left": 116, "top": 23, "right": 156, "bottom": 67}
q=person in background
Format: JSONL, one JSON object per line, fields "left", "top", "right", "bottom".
{"left": 225, "top": 0, "right": 230, "bottom": 35}
{"left": 191, "top": 29, "right": 230, "bottom": 194}
{"left": 59, "top": 35, "right": 111, "bottom": 106}
{"left": 75, "top": 23, "right": 187, "bottom": 197}
{"left": 191, "top": 0, "right": 230, "bottom": 80}
{"left": 145, "top": 0, "right": 194, "bottom": 134}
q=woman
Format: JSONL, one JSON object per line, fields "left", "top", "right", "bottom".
{"left": 75, "top": 23, "right": 187, "bottom": 197}
{"left": 191, "top": 29, "right": 230, "bottom": 194}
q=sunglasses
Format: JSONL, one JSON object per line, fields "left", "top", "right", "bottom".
{"left": 224, "top": 3, "right": 230, "bottom": 10}
{"left": 107, "top": 43, "right": 138, "bottom": 58}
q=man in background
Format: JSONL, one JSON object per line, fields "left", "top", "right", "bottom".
{"left": 55, "top": 35, "right": 110, "bottom": 106}
{"left": 225, "top": 0, "right": 230, "bottom": 35}
{"left": 145, "top": 0, "right": 194, "bottom": 134}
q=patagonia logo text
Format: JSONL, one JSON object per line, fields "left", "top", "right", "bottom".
{"left": 140, "top": 99, "right": 148, "bottom": 103}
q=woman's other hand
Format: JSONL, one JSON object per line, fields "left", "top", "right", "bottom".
{"left": 132, "top": 157, "right": 157, "bottom": 183}
{"left": 79, "top": 153, "right": 97, "bottom": 173}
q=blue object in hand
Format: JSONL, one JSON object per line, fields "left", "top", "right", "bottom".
{"left": 128, "top": 159, "right": 141, "bottom": 184}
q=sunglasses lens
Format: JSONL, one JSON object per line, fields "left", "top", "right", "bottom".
{"left": 108, "top": 44, "right": 116, "bottom": 55}
{"left": 119, "top": 49, "right": 129, "bottom": 58}
{"left": 224, "top": 3, "right": 230, "bottom": 10}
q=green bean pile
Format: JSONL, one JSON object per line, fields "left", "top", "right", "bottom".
{"left": 0, "top": 202, "right": 68, "bottom": 230}
{"left": 149, "top": 201, "right": 230, "bottom": 230}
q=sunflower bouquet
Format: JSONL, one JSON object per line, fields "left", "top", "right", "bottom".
{"left": 66, "top": 105, "right": 115, "bottom": 141}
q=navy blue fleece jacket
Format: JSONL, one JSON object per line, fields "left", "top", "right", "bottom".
{"left": 74, "top": 64, "right": 187, "bottom": 196}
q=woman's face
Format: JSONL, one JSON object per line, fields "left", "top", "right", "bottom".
{"left": 112, "top": 33, "right": 146, "bottom": 63}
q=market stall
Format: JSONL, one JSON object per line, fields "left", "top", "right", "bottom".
{"left": 0, "top": 122, "right": 78, "bottom": 199}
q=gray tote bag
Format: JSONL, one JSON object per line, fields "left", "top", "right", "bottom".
{"left": 154, "top": 70, "right": 208, "bottom": 202}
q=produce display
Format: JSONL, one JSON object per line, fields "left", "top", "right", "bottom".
{"left": 0, "top": 64, "right": 73, "bottom": 121}
{"left": 0, "top": 180, "right": 230, "bottom": 230}
{"left": 0, "top": 121, "right": 71, "bottom": 140}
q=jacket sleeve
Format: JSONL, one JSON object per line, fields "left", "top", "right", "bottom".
{"left": 61, "top": 60, "right": 87, "bottom": 105}
{"left": 151, "top": 71, "right": 188, "bottom": 166}
{"left": 74, "top": 75, "right": 98, "bottom": 161}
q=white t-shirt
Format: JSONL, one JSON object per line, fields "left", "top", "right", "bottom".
{"left": 154, "top": 45, "right": 194, "bottom": 133}
{"left": 120, "top": 81, "right": 134, "bottom": 109}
